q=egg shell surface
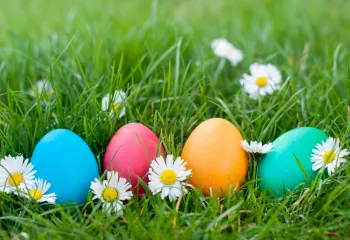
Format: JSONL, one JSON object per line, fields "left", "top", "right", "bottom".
{"left": 181, "top": 118, "right": 248, "bottom": 197}
{"left": 258, "top": 127, "right": 328, "bottom": 196}
{"left": 103, "top": 123, "right": 165, "bottom": 193}
{"left": 31, "top": 129, "right": 99, "bottom": 204}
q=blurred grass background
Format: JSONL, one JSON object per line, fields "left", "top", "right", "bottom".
{"left": 0, "top": 0, "right": 349, "bottom": 239}
{"left": 1, "top": 0, "right": 349, "bottom": 93}
{"left": 0, "top": 0, "right": 348, "bottom": 153}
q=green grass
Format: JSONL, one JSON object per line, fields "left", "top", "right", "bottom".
{"left": 0, "top": 0, "right": 349, "bottom": 238}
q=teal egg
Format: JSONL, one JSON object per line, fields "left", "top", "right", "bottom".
{"left": 31, "top": 129, "right": 99, "bottom": 204}
{"left": 258, "top": 127, "right": 328, "bottom": 196}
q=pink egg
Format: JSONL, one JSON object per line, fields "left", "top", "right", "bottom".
{"left": 103, "top": 123, "right": 166, "bottom": 194}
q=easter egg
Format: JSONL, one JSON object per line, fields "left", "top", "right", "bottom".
{"left": 31, "top": 129, "right": 99, "bottom": 204}
{"left": 103, "top": 123, "right": 165, "bottom": 194}
{"left": 258, "top": 127, "right": 328, "bottom": 196}
{"left": 181, "top": 118, "right": 248, "bottom": 197}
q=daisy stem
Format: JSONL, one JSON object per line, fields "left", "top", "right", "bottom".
{"left": 214, "top": 58, "right": 226, "bottom": 81}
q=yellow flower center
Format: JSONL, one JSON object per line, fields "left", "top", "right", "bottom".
{"left": 8, "top": 172, "right": 23, "bottom": 186}
{"left": 160, "top": 169, "right": 177, "bottom": 185}
{"left": 323, "top": 150, "right": 336, "bottom": 163}
{"left": 256, "top": 76, "right": 267, "bottom": 87}
{"left": 113, "top": 102, "right": 120, "bottom": 111}
{"left": 44, "top": 91, "right": 52, "bottom": 100}
{"left": 30, "top": 189, "right": 43, "bottom": 200}
{"left": 103, "top": 187, "right": 118, "bottom": 202}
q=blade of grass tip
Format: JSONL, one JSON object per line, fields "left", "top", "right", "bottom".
{"left": 83, "top": 116, "right": 90, "bottom": 143}
{"left": 50, "top": 35, "right": 76, "bottom": 70}
{"left": 332, "top": 43, "right": 342, "bottom": 77}
{"left": 347, "top": 57, "right": 350, "bottom": 106}
{"left": 151, "top": 0, "right": 158, "bottom": 26}
{"left": 210, "top": 97, "right": 241, "bottom": 131}
{"left": 26, "top": 81, "right": 44, "bottom": 128}
{"left": 143, "top": 42, "right": 178, "bottom": 80}
{"left": 135, "top": 132, "right": 151, "bottom": 162}
{"left": 293, "top": 153, "right": 311, "bottom": 182}
{"left": 260, "top": 87, "right": 304, "bottom": 139}
{"left": 115, "top": 54, "right": 124, "bottom": 88}
{"left": 205, "top": 200, "right": 243, "bottom": 232}
{"left": 178, "top": 61, "right": 192, "bottom": 99}
{"left": 71, "top": 43, "right": 99, "bottom": 113}
{"left": 159, "top": 67, "right": 167, "bottom": 112}
{"left": 123, "top": 55, "right": 147, "bottom": 83}
{"left": 214, "top": 58, "right": 226, "bottom": 81}
{"left": 249, "top": 102, "right": 280, "bottom": 124}
{"left": 93, "top": 40, "right": 104, "bottom": 76}
{"left": 174, "top": 38, "right": 182, "bottom": 96}
{"left": 167, "top": 61, "right": 172, "bottom": 96}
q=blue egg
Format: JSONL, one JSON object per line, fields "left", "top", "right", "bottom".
{"left": 31, "top": 129, "right": 99, "bottom": 204}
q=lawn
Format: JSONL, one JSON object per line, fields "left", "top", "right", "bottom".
{"left": 0, "top": 0, "right": 349, "bottom": 239}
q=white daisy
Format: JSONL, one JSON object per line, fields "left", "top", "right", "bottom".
{"left": 239, "top": 63, "right": 282, "bottom": 99}
{"left": 311, "top": 137, "right": 349, "bottom": 176}
{"left": 90, "top": 171, "right": 133, "bottom": 215}
{"left": 240, "top": 140, "right": 274, "bottom": 154}
{"left": 101, "top": 90, "right": 126, "bottom": 118}
{"left": 0, "top": 155, "right": 36, "bottom": 193}
{"left": 20, "top": 178, "right": 56, "bottom": 204}
{"left": 148, "top": 155, "right": 192, "bottom": 202}
{"left": 19, "top": 232, "right": 29, "bottom": 240}
{"left": 211, "top": 38, "right": 243, "bottom": 66}
{"left": 28, "top": 80, "right": 55, "bottom": 103}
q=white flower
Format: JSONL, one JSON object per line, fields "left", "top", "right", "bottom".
{"left": 211, "top": 38, "right": 243, "bottom": 66}
{"left": 19, "top": 232, "right": 29, "bottom": 240}
{"left": 239, "top": 63, "right": 282, "bottom": 99}
{"left": 148, "top": 155, "right": 192, "bottom": 202}
{"left": 311, "top": 137, "right": 349, "bottom": 176}
{"left": 240, "top": 140, "right": 274, "bottom": 154}
{"left": 20, "top": 178, "right": 56, "bottom": 204}
{"left": 90, "top": 171, "right": 133, "bottom": 215}
{"left": 0, "top": 155, "right": 36, "bottom": 193}
{"left": 28, "top": 80, "right": 55, "bottom": 103}
{"left": 101, "top": 90, "right": 126, "bottom": 118}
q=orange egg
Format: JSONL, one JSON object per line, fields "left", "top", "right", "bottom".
{"left": 181, "top": 118, "right": 248, "bottom": 197}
